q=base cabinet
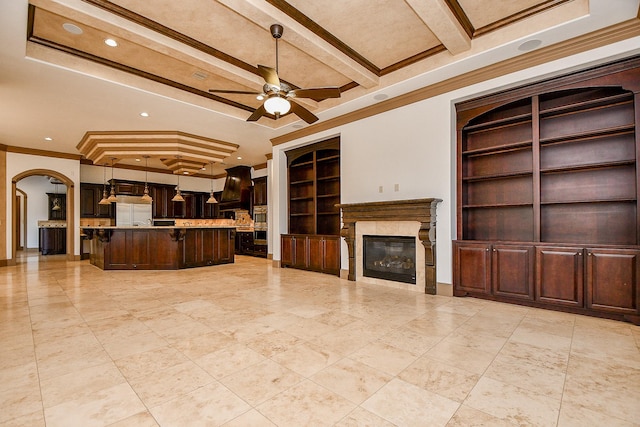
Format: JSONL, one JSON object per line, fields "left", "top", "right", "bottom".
{"left": 454, "top": 241, "right": 640, "bottom": 322}
{"left": 281, "top": 234, "right": 340, "bottom": 276}
{"left": 182, "top": 228, "right": 235, "bottom": 268}
{"left": 39, "top": 228, "right": 66, "bottom": 255}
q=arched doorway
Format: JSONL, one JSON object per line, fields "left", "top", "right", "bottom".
{"left": 11, "top": 169, "right": 75, "bottom": 264}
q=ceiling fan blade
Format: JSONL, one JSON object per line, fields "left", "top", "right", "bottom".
{"left": 208, "top": 89, "right": 262, "bottom": 95}
{"left": 247, "top": 104, "right": 267, "bottom": 122}
{"left": 289, "top": 99, "right": 318, "bottom": 124}
{"left": 288, "top": 87, "right": 341, "bottom": 102}
{"left": 257, "top": 65, "right": 280, "bottom": 88}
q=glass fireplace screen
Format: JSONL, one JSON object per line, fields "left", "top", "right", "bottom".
{"left": 363, "top": 235, "right": 416, "bottom": 284}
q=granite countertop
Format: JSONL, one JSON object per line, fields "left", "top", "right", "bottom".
{"left": 38, "top": 220, "right": 67, "bottom": 228}
{"left": 81, "top": 225, "right": 237, "bottom": 229}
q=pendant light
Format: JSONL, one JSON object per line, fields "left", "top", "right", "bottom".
{"left": 107, "top": 157, "right": 118, "bottom": 202}
{"left": 98, "top": 163, "right": 110, "bottom": 205}
{"left": 206, "top": 161, "right": 218, "bottom": 204}
{"left": 52, "top": 181, "right": 61, "bottom": 211}
{"left": 140, "top": 155, "right": 153, "bottom": 203}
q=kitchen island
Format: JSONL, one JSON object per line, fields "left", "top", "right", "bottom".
{"left": 82, "top": 226, "right": 235, "bottom": 270}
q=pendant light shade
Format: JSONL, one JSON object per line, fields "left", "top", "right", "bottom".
{"left": 98, "top": 163, "right": 110, "bottom": 205}
{"left": 52, "top": 182, "right": 61, "bottom": 211}
{"left": 264, "top": 95, "right": 290, "bottom": 115}
{"left": 172, "top": 170, "right": 185, "bottom": 202}
{"left": 140, "top": 156, "right": 153, "bottom": 203}
{"left": 206, "top": 161, "right": 218, "bottom": 204}
{"left": 107, "top": 158, "right": 118, "bottom": 202}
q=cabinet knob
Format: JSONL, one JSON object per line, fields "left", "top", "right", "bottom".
{"left": 492, "top": 248, "right": 496, "bottom": 252}
{"left": 485, "top": 248, "right": 489, "bottom": 251}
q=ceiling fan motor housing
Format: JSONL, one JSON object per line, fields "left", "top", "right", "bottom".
{"left": 270, "top": 24, "right": 284, "bottom": 39}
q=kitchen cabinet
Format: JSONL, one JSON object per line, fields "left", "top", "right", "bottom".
{"left": 47, "top": 193, "right": 66, "bottom": 220}
{"left": 39, "top": 227, "right": 66, "bottom": 255}
{"left": 235, "top": 231, "right": 254, "bottom": 255}
{"left": 182, "top": 228, "right": 235, "bottom": 268}
{"left": 253, "top": 176, "right": 267, "bottom": 206}
{"left": 80, "top": 183, "right": 113, "bottom": 218}
{"left": 281, "top": 234, "right": 340, "bottom": 276}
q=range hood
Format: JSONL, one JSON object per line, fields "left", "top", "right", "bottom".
{"left": 218, "top": 165, "right": 252, "bottom": 217}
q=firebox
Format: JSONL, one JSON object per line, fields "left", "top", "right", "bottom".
{"left": 363, "top": 235, "right": 416, "bottom": 284}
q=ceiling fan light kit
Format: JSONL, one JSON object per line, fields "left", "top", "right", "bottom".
{"left": 209, "top": 24, "right": 340, "bottom": 124}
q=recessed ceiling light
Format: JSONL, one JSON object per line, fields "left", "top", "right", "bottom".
{"left": 135, "top": 158, "right": 141, "bottom": 162}
{"left": 62, "top": 23, "right": 83, "bottom": 35}
{"left": 192, "top": 71, "right": 208, "bottom": 80}
{"left": 183, "top": 171, "right": 189, "bottom": 175}
{"left": 140, "top": 112, "right": 149, "bottom": 117}
{"left": 237, "top": 156, "right": 242, "bottom": 160}
{"left": 373, "top": 93, "right": 388, "bottom": 101}
{"left": 104, "top": 38, "right": 118, "bottom": 47}
{"left": 44, "top": 137, "right": 53, "bottom": 141}
{"left": 292, "top": 124, "right": 303, "bottom": 129}
{"left": 518, "top": 39, "right": 542, "bottom": 52}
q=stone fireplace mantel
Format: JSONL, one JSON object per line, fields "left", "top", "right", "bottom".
{"left": 337, "top": 198, "right": 442, "bottom": 294}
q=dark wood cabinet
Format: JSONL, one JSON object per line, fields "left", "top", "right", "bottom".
{"left": 182, "top": 228, "right": 235, "bottom": 268}
{"left": 253, "top": 176, "right": 267, "bottom": 207}
{"left": 39, "top": 227, "right": 66, "bottom": 255}
{"left": 235, "top": 231, "right": 253, "bottom": 255}
{"left": 281, "top": 234, "right": 340, "bottom": 275}
{"left": 283, "top": 138, "right": 341, "bottom": 275}
{"left": 454, "top": 55, "right": 640, "bottom": 323}
{"left": 286, "top": 138, "right": 340, "bottom": 236}
{"left": 80, "top": 183, "right": 113, "bottom": 218}
{"left": 47, "top": 193, "right": 66, "bottom": 220}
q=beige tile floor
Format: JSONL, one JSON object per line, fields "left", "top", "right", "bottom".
{"left": 1, "top": 252, "right": 639, "bottom": 426}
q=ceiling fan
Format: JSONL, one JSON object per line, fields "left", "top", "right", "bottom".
{"left": 209, "top": 24, "right": 341, "bottom": 124}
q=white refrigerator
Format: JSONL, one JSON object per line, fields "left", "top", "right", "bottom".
{"left": 116, "top": 202, "right": 153, "bottom": 226}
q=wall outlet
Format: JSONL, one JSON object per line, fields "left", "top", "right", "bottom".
{"left": 378, "top": 186, "right": 383, "bottom": 193}
{"left": 394, "top": 183, "right": 399, "bottom": 192}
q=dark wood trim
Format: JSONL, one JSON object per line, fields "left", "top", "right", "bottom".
{"left": 474, "top": 0, "right": 571, "bottom": 37}
{"left": 380, "top": 45, "right": 448, "bottom": 77}
{"left": 444, "top": 0, "right": 474, "bottom": 39}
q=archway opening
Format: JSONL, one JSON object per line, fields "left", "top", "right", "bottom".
{"left": 11, "top": 169, "right": 75, "bottom": 264}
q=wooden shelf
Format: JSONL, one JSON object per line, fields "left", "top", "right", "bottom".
{"left": 463, "top": 202, "right": 533, "bottom": 209}
{"left": 540, "top": 198, "right": 636, "bottom": 205}
{"left": 540, "top": 125, "right": 635, "bottom": 146}
{"left": 286, "top": 137, "right": 340, "bottom": 236}
{"left": 462, "top": 140, "right": 532, "bottom": 156}
{"left": 462, "top": 112, "right": 532, "bottom": 132}
{"left": 540, "top": 93, "right": 633, "bottom": 117}
{"left": 463, "top": 171, "right": 532, "bottom": 181}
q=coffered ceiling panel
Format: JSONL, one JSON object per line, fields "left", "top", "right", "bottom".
{"left": 284, "top": 0, "right": 443, "bottom": 70}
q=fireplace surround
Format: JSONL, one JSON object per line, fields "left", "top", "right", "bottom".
{"left": 338, "top": 198, "right": 442, "bottom": 294}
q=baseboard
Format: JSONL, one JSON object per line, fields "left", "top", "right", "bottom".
{"left": 272, "top": 260, "right": 281, "bottom": 268}
{"left": 340, "top": 269, "right": 349, "bottom": 280}
{"left": 437, "top": 282, "right": 453, "bottom": 297}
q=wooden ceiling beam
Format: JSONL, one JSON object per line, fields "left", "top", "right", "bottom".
{"left": 215, "top": 0, "right": 380, "bottom": 89}
{"left": 405, "top": 0, "right": 471, "bottom": 55}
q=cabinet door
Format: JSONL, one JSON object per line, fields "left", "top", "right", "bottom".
{"left": 587, "top": 248, "right": 639, "bottom": 315}
{"left": 536, "top": 246, "right": 584, "bottom": 307}
{"left": 182, "top": 229, "right": 200, "bottom": 267}
{"left": 281, "top": 235, "right": 294, "bottom": 266}
{"left": 322, "top": 236, "right": 341, "bottom": 275}
{"left": 294, "top": 236, "right": 308, "bottom": 269}
{"left": 214, "top": 229, "right": 234, "bottom": 263}
{"left": 130, "top": 230, "right": 153, "bottom": 269}
{"left": 253, "top": 177, "right": 267, "bottom": 206}
{"left": 80, "top": 185, "right": 97, "bottom": 217}
{"left": 308, "top": 235, "right": 324, "bottom": 271}
{"left": 453, "top": 242, "right": 491, "bottom": 295}
{"left": 492, "top": 244, "right": 534, "bottom": 301}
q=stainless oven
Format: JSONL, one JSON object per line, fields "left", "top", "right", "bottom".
{"left": 253, "top": 206, "right": 267, "bottom": 244}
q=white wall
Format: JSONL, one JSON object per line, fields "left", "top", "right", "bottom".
{"left": 271, "top": 36, "right": 640, "bottom": 287}
{"left": 5, "top": 153, "right": 80, "bottom": 256}
{"left": 80, "top": 164, "right": 225, "bottom": 193}
{"left": 16, "top": 175, "right": 65, "bottom": 249}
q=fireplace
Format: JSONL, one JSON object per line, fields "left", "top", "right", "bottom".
{"left": 338, "top": 198, "right": 442, "bottom": 294}
{"left": 363, "top": 235, "right": 416, "bottom": 284}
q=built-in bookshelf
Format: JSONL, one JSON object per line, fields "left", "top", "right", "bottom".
{"left": 455, "top": 56, "right": 640, "bottom": 324}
